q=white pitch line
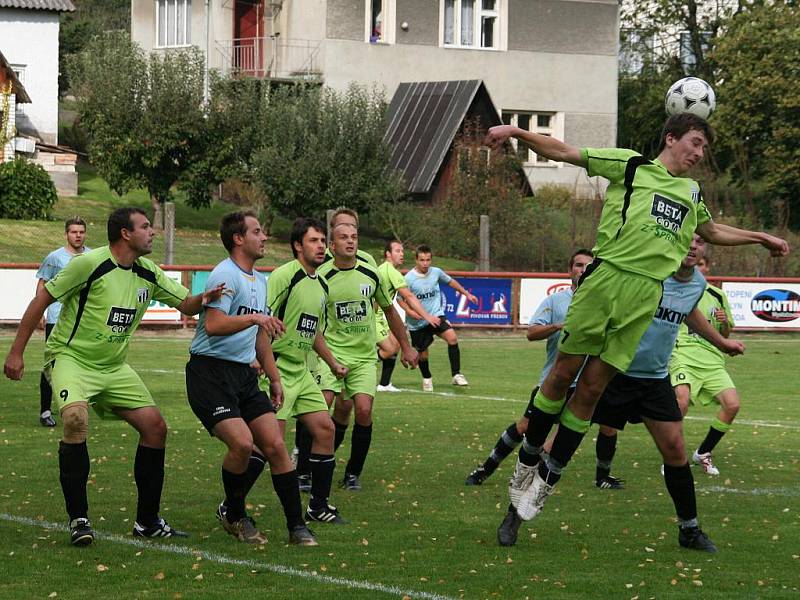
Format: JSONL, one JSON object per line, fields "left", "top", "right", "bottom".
{"left": 698, "top": 486, "right": 800, "bottom": 497}
{"left": 0, "top": 513, "right": 458, "bottom": 600}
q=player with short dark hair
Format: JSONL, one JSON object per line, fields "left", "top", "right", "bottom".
{"left": 375, "top": 239, "right": 440, "bottom": 392}
{"left": 186, "top": 211, "right": 317, "bottom": 546}
{"left": 670, "top": 255, "right": 740, "bottom": 476}
{"left": 399, "top": 245, "right": 478, "bottom": 391}
{"left": 4, "top": 207, "right": 220, "bottom": 546}
{"left": 35, "top": 216, "right": 89, "bottom": 427}
{"left": 485, "top": 114, "right": 788, "bottom": 524}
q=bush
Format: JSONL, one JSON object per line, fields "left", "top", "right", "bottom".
{"left": 0, "top": 157, "right": 58, "bottom": 219}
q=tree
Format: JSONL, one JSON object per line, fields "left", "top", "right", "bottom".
{"left": 68, "top": 33, "right": 207, "bottom": 227}
{"left": 713, "top": 2, "right": 800, "bottom": 228}
{"left": 252, "top": 84, "right": 403, "bottom": 219}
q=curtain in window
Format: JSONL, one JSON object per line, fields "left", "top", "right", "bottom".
{"left": 444, "top": 0, "right": 455, "bottom": 45}
{"left": 461, "top": 0, "right": 474, "bottom": 46}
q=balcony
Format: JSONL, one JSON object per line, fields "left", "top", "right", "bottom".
{"left": 215, "top": 37, "right": 322, "bottom": 81}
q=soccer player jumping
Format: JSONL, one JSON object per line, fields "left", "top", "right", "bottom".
{"left": 484, "top": 113, "right": 788, "bottom": 527}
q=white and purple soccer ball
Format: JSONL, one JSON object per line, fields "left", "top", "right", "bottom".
{"left": 665, "top": 77, "right": 716, "bottom": 120}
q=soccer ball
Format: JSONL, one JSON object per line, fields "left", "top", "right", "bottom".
{"left": 664, "top": 77, "right": 716, "bottom": 120}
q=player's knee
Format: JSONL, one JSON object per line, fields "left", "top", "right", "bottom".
{"left": 61, "top": 404, "right": 89, "bottom": 442}
{"left": 312, "top": 419, "right": 334, "bottom": 447}
{"left": 662, "top": 435, "right": 685, "bottom": 463}
{"left": 722, "top": 394, "right": 740, "bottom": 416}
{"left": 260, "top": 436, "right": 287, "bottom": 462}
{"left": 226, "top": 435, "right": 254, "bottom": 461}
{"left": 516, "top": 417, "right": 529, "bottom": 436}
{"left": 354, "top": 406, "right": 372, "bottom": 426}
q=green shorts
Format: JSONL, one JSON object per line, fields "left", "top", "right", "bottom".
{"left": 559, "top": 260, "right": 664, "bottom": 372}
{"left": 45, "top": 356, "right": 155, "bottom": 419}
{"left": 669, "top": 356, "right": 735, "bottom": 406}
{"left": 261, "top": 357, "right": 329, "bottom": 420}
{"left": 375, "top": 310, "right": 391, "bottom": 343}
{"left": 318, "top": 360, "right": 376, "bottom": 399}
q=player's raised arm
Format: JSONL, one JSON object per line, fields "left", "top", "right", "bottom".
{"left": 695, "top": 221, "right": 789, "bottom": 257}
{"left": 685, "top": 308, "right": 744, "bottom": 356}
{"left": 484, "top": 125, "right": 586, "bottom": 167}
{"left": 177, "top": 283, "right": 226, "bottom": 316}
{"left": 3, "top": 286, "right": 56, "bottom": 380}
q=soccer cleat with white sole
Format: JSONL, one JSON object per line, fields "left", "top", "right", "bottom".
{"left": 692, "top": 450, "right": 720, "bottom": 475}
{"left": 306, "top": 504, "right": 347, "bottom": 525}
{"left": 133, "top": 517, "right": 188, "bottom": 538}
{"left": 508, "top": 460, "right": 537, "bottom": 508}
{"left": 516, "top": 468, "right": 556, "bottom": 521}
{"left": 451, "top": 373, "right": 469, "bottom": 386}
{"left": 422, "top": 378, "right": 434, "bottom": 392}
{"left": 69, "top": 518, "right": 94, "bottom": 546}
{"left": 376, "top": 383, "right": 401, "bottom": 392}
{"left": 222, "top": 516, "right": 267, "bottom": 544}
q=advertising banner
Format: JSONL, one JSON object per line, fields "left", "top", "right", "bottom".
{"left": 440, "top": 278, "right": 513, "bottom": 325}
{"left": 142, "top": 270, "right": 184, "bottom": 322}
{"left": 519, "top": 278, "right": 571, "bottom": 325}
{"left": 722, "top": 282, "right": 800, "bottom": 328}
{"left": 0, "top": 269, "right": 38, "bottom": 320}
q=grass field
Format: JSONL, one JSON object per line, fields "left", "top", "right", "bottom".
{"left": 1, "top": 332, "right": 798, "bottom": 599}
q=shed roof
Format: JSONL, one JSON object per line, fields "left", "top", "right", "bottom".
{"left": 384, "top": 80, "right": 501, "bottom": 194}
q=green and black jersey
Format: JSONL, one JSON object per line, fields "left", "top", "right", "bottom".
{"left": 581, "top": 148, "right": 712, "bottom": 281}
{"left": 318, "top": 260, "right": 392, "bottom": 364}
{"left": 268, "top": 259, "right": 328, "bottom": 364}
{"left": 673, "top": 283, "right": 733, "bottom": 366}
{"left": 44, "top": 246, "right": 189, "bottom": 368}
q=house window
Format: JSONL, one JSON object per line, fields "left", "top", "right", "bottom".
{"left": 366, "top": 0, "right": 395, "bottom": 44}
{"left": 442, "top": 0, "right": 504, "bottom": 50}
{"left": 680, "top": 30, "right": 711, "bottom": 71}
{"left": 501, "top": 110, "right": 564, "bottom": 166}
{"left": 156, "top": 0, "right": 192, "bottom": 48}
{"left": 619, "top": 29, "right": 654, "bottom": 75}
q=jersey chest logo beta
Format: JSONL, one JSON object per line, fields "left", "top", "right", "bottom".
{"left": 107, "top": 306, "right": 136, "bottom": 332}
{"left": 335, "top": 300, "right": 367, "bottom": 323}
{"left": 296, "top": 313, "right": 319, "bottom": 338}
{"left": 651, "top": 194, "right": 689, "bottom": 233}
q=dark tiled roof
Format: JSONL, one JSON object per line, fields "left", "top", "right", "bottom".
{"left": 384, "top": 80, "right": 501, "bottom": 194}
{"left": 0, "top": 0, "right": 76, "bottom": 11}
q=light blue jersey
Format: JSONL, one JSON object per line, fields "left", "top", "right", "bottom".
{"left": 37, "top": 246, "right": 89, "bottom": 324}
{"left": 190, "top": 258, "right": 268, "bottom": 365}
{"left": 626, "top": 269, "right": 706, "bottom": 378}
{"left": 529, "top": 288, "right": 574, "bottom": 385}
{"left": 404, "top": 267, "right": 452, "bottom": 331}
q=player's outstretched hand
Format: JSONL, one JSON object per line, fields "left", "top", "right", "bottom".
{"left": 332, "top": 362, "right": 349, "bottom": 379}
{"left": 484, "top": 125, "right": 518, "bottom": 150}
{"left": 721, "top": 339, "right": 745, "bottom": 356}
{"left": 3, "top": 352, "right": 24, "bottom": 380}
{"left": 400, "top": 347, "right": 419, "bottom": 369}
{"left": 202, "top": 283, "right": 226, "bottom": 305}
{"left": 466, "top": 292, "right": 479, "bottom": 305}
{"left": 762, "top": 233, "right": 789, "bottom": 257}
{"left": 254, "top": 315, "right": 286, "bottom": 338}
{"left": 269, "top": 380, "right": 284, "bottom": 410}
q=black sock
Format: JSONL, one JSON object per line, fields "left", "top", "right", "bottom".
{"left": 40, "top": 372, "right": 53, "bottom": 415}
{"left": 541, "top": 426, "right": 587, "bottom": 485}
{"left": 271, "top": 471, "right": 304, "bottom": 530}
{"left": 59, "top": 441, "right": 90, "bottom": 521}
{"left": 294, "top": 422, "right": 304, "bottom": 450}
{"left": 309, "top": 453, "right": 335, "bottom": 510}
{"left": 243, "top": 450, "right": 266, "bottom": 496}
{"left": 345, "top": 423, "right": 373, "bottom": 477}
{"left": 447, "top": 344, "right": 461, "bottom": 376}
{"left": 333, "top": 420, "right": 348, "bottom": 451}
{"left": 379, "top": 357, "right": 397, "bottom": 386}
{"left": 221, "top": 467, "right": 249, "bottom": 523}
{"left": 134, "top": 445, "right": 165, "bottom": 527}
{"left": 524, "top": 406, "right": 560, "bottom": 448}
{"left": 595, "top": 432, "right": 618, "bottom": 480}
{"left": 663, "top": 463, "right": 697, "bottom": 525}
{"left": 697, "top": 427, "right": 726, "bottom": 455}
{"left": 419, "top": 359, "right": 432, "bottom": 379}
{"left": 484, "top": 423, "right": 523, "bottom": 474}
{"left": 297, "top": 426, "right": 313, "bottom": 476}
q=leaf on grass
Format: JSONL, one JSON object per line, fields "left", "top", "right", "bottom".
{"left": 194, "top": 574, "right": 203, "bottom": 581}
{"left": 96, "top": 564, "right": 109, "bottom": 572}
{"left": 154, "top": 571, "right": 165, "bottom": 580}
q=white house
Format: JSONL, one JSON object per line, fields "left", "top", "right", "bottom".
{"left": 0, "top": 0, "right": 75, "bottom": 145}
{"left": 131, "top": 0, "right": 619, "bottom": 198}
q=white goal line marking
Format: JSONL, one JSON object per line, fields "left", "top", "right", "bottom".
{"left": 0, "top": 513, "right": 458, "bottom": 600}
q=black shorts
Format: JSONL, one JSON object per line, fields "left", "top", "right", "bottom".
{"left": 409, "top": 317, "right": 453, "bottom": 351}
{"left": 185, "top": 354, "right": 275, "bottom": 435}
{"left": 591, "top": 374, "right": 681, "bottom": 430}
{"left": 523, "top": 385, "right": 576, "bottom": 419}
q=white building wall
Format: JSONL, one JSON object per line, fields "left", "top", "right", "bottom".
{"left": 0, "top": 8, "right": 61, "bottom": 144}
